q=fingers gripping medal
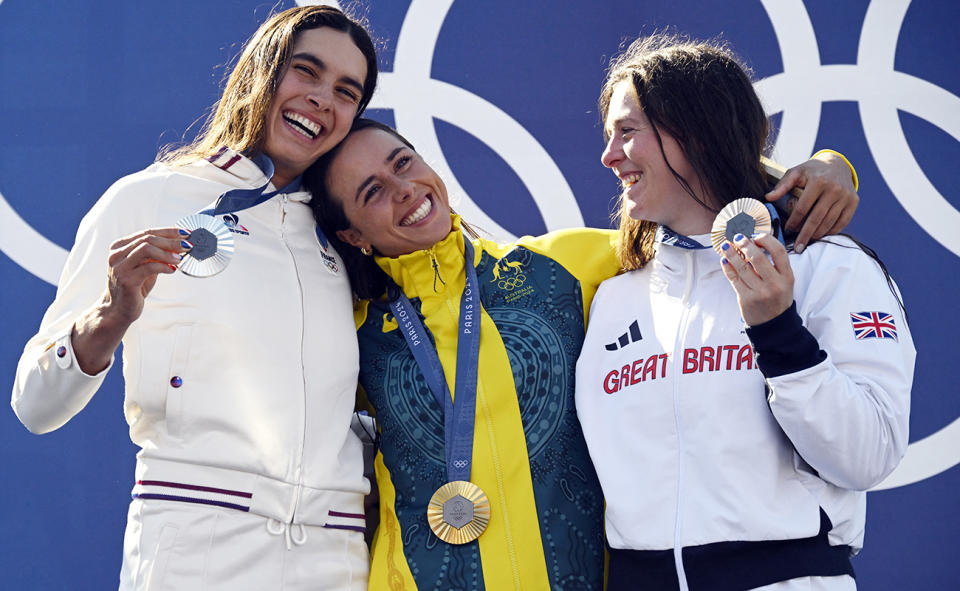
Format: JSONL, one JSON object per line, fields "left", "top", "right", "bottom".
{"left": 710, "top": 198, "right": 772, "bottom": 255}
{"left": 176, "top": 214, "right": 234, "bottom": 277}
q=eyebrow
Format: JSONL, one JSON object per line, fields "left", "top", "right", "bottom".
{"left": 290, "top": 52, "right": 365, "bottom": 94}
{"left": 355, "top": 146, "right": 409, "bottom": 203}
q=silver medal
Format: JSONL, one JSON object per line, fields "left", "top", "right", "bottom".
{"left": 176, "top": 214, "right": 234, "bottom": 277}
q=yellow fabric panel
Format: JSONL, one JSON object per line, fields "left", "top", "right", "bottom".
{"left": 369, "top": 453, "right": 418, "bottom": 590}
{"left": 472, "top": 310, "right": 550, "bottom": 589}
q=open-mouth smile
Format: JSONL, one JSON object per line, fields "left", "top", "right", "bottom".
{"left": 282, "top": 111, "right": 324, "bottom": 140}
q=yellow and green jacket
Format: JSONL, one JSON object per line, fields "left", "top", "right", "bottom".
{"left": 355, "top": 217, "right": 620, "bottom": 590}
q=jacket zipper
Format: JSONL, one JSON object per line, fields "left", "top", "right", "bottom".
{"left": 671, "top": 249, "right": 696, "bottom": 591}
{"left": 280, "top": 194, "right": 307, "bottom": 520}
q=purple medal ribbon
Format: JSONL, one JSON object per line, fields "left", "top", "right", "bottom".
{"left": 389, "top": 239, "right": 481, "bottom": 483}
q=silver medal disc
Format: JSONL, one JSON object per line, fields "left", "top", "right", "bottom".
{"left": 176, "top": 214, "right": 234, "bottom": 277}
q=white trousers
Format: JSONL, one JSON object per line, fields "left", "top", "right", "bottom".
{"left": 119, "top": 498, "right": 369, "bottom": 591}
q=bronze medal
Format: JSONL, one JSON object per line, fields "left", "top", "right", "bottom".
{"left": 710, "top": 197, "right": 773, "bottom": 255}
{"left": 426, "top": 480, "right": 491, "bottom": 544}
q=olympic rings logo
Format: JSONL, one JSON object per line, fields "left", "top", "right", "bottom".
{"left": 497, "top": 273, "right": 527, "bottom": 292}
{"left": 0, "top": 0, "right": 956, "bottom": 488}
{"left": 453, "top": 459, "right": 468, "bottom": 469}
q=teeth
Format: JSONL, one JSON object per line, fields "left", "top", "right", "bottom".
{"left": 283, "top": 111, "right": 322, "bottom": 139}
{"left": 622, "top": 173, "right": 641, "bottom": 188}
{"left": 401, "top": 199, "right": 433, "bottom": 226}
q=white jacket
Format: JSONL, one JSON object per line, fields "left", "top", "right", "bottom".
{"left": 12, "top": 151, "right": 367, "bottom": 527}
{"left": 575, "top": 232, "right": 914, "bottom": 588}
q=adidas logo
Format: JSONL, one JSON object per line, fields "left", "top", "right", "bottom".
{"left": 605, "top": 320, "right": 643, "bottom": 351}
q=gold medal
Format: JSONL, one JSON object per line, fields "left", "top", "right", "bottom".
{"left": 710, "top": 198, "right": 773, "bottom": 255}
{"left": 427, "top": 480, "right": 490, "bottom": 544}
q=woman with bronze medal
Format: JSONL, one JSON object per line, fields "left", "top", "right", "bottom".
{"left": 12, "top": 6, "right": 378, "bottom": 590}
{"left": 306, "top": 109, "right": 861, "bottom": 587}
{"left": 576, "top": 34, "right": 914, "bottom": 590}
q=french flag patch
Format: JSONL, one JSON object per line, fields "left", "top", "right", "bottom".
{"left": 850, "top": 311, "right": 898, "bottom": 342}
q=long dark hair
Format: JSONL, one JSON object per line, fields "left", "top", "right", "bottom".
{"left": 599, "top": 32, "right": 904, "bottom": 315}
{"left": 161, "top": 5, "right": 378, "bottom": 165}
{"left": 599, "top": 32, "right": 769, "bottom": 271}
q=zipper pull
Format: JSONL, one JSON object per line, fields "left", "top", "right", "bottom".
{"left": 429, "top": 249, "right": 446, "bottom": 292}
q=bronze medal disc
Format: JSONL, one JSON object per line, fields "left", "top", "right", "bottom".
{"left": 427, "top": 481, "right": 491, "bottom": 544}
{"left": 710, "top": 197, "right": 773, "bottom": 255}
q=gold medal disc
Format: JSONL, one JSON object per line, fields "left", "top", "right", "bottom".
{"left": 710, "top": 197, "right": 773, "bottom": 255}
{"left": 427, "top": 481, "right": 490, "bottom": 544}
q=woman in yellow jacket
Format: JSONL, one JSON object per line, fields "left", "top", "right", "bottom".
{"left": 305, "top": 118, "right": 858, "bottom": 590}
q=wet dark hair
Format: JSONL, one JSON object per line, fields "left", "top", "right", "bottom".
{"left": 599, "top": 32, "right": 769, "bottom": 270}
{"left": 305, "top": 118, "right": 480, "bottom": 300}
{"left": 599, "top": 32, "right": 904, "bottom": 315}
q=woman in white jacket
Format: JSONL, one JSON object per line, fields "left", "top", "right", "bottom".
{"left": 11, "top": 6, "right": 377, "bottom": 590}
{"left": 575, "top": 33, "right": 914, "bottom": 590}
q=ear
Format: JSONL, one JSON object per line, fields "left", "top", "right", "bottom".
{"left": 337, "top": 228, "right": 371, "bottom": 252}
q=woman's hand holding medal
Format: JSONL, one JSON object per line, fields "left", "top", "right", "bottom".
{"left": 71, "top": 228, "right": 189, "bottom": 375}
{"left": 719, "top": 232, "right": 795, "bottom": 328}
{"left": 106, "top": 228, "right": 191, "bottom": 322}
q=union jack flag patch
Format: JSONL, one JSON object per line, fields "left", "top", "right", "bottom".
{"left": 850, "top": 311, "right": 898, "bottom": 342}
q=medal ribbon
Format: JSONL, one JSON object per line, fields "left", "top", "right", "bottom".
{"left": 658, "top": 203, "right": 784, "bottom": 250}
{"left": 197, "top": 151, "right": 329, "bottom": 248}
{"left": 389, "top": 240, "right": 481, "bottom": 483}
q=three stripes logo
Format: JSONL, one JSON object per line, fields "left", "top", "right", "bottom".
{"left": 605, "top": 320, "right": 643, "bottom": 351}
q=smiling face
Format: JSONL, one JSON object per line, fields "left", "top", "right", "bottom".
{"left": 326, "top": 127, "right": 453, "bottom": 257}
{"left": 263, "top": 27, "right": 368, "bottom": 188}
{"left": 601, "top": 80, "right": 717, "bottom": 236}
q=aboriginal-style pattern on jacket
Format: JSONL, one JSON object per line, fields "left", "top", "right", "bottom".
{"left": 356, "top": 218, "right": 620, "bottom": 590}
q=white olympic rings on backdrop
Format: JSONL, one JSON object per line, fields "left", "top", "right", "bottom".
{"left": 1, "top": 0, "right": 956, "bottom": 487}
{"left": 367, "top": 0, "right": 584, "bottom": 240}
{"left": 757, "top": 0, "right": 960, "bottom": 490}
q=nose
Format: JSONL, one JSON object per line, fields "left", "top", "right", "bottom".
{"left": 307, "top": 85, "right": 334, "bottom": 111}
{"left": 389, "top": 177, "right": 415, "bottom": 202}
{"left": 601, "top": 134, "right": 622, "bottom": 169}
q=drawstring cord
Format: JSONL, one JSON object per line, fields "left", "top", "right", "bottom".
{"left": 266, "top": 518, "right": 308, "bottom": 550}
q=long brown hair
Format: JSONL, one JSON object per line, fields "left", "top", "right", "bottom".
{"left": 599, "top": 33, "right": 769, "bottom": 270}
{"left": 160, "top": 5, "right": 377, "bottom": 166}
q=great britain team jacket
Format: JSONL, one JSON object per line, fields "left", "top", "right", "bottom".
{"left": 354, "top": 216, "right": 620, "bottom": 590}
{"left": 576, "top": 231, "right": 915, "bottom": 590}
{"left": 12, "top": 150, "right": 369, "bottom": 530}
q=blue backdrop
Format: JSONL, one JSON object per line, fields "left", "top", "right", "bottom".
{"left": 2, "top": 1, "right": 957, "bottom": 588}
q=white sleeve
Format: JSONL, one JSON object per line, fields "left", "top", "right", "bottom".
{"left": 748, "top": 239, "right": 915, "bottom": 491}
{"left": 11, "top": 174, "right": 160, "bottom": 434}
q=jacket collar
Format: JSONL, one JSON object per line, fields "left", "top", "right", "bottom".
{"left": 374, "top": 215, "right": 471, "bottom": 302}
{"left": 183, "top": 147, "right": 312, "bottom": 204}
